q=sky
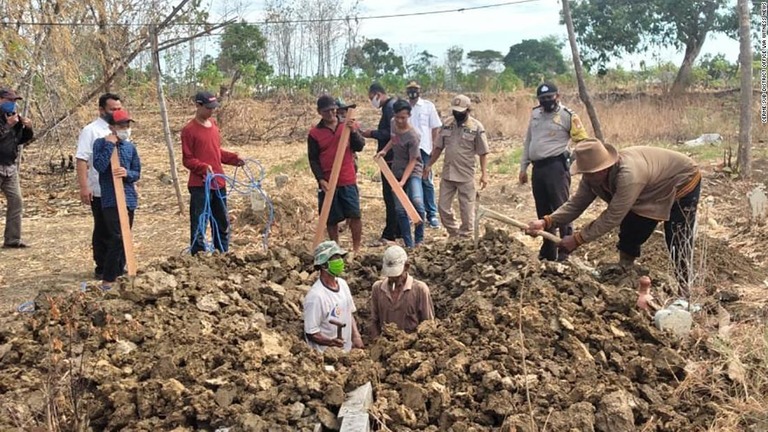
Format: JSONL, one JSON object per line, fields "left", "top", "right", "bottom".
{"left": 213, "top": 0, "right": 741, "bottom": 72}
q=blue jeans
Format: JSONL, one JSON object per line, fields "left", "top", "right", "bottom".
{"left": 189, "top": 186, "right": 229, "bottom": 255}
{"left": 394, "top": 176, "right": 426, "bottom": 248}
{"left": 420, "top": 149, "right": 438, "bottom": 220}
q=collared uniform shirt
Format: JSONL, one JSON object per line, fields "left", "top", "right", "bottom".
{"left": 434, "top": 116, "right": 489, "bottom": 183}
{"left": 75, "top": 117, "right": 112, "bottom": 198}
{"left": 409, "top": 98, "right": 442, "bottom": 154}
{"left": 520, "top": 105, "right": 588, "bottom": 171}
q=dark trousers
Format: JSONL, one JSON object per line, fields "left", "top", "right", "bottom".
{"left": 189, "top": 186, "right": 229, "bottom": 255}
{"left": 380, "top": 172, "right": 400, "bottom": 241}
{"left": 102, "top": 207, "right": 134, "bottom": 282}
{"left": 532, "top": 154, "right": 572, "bottom": 261}
{"left": 91, "top": 197, "right": 110, "bottom": 276}
{"left": 617, "top": 180, "right": 701, "bottom": 290}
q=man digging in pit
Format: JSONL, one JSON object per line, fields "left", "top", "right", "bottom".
{"left": 307, "top": 95, "right": 365, "bottom": 254}
{"left": 526, "top": 139, "right": 701, "bottom": 292}
{"left": 303, "top": 240, "right": 364, "bottom": 352}
{"left": 370, "top": 245, "right": 434, "bottom": 339}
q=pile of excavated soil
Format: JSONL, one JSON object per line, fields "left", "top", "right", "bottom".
{"left": 0, "top": 228, "right": 762, "bottom": 431}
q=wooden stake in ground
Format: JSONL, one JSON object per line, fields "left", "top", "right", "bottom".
{"left": 151, "top": 24, "right": 185, "bottom": 214}
{"left": 111, "top": 148, "right": 137, "bottom": 277}
{"left": 736, "top": 0, "right": 753, "bottom": 178}
{"left": 374, "top": 157, "right": 423, "bottom": 225}
{"left": 562, "top": 0, "right": 604, "bottom": 142}
{"left": 312, "top": 109, "right": 356, "bottom": 250}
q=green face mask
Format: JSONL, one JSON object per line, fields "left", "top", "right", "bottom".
{"left": 326, "top": 258, "right": 345, "bottom": 276}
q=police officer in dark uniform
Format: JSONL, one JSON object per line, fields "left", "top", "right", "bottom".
{"left": 519, "top": 82, "right": 589, "bottom": 261}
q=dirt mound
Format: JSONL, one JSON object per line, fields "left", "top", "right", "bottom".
{"left": 0, "top": 229, "right": 761, "bottom": 431}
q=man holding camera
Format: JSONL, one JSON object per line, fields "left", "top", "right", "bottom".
{"left": 0, "top": 88, "right": 34, "bottom": 248}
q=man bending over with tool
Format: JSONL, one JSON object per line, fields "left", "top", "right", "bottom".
{"left": 304, "top": 240, "right": 364, "bottom": 352}
{"left": 370, "top": 245, "right": 434, "bottom": 339}
{"left": 182, "top": 91, "right": 244, "bottom": 255}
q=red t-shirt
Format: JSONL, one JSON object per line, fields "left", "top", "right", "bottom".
{"left": 308, "top": 123, "right": 357, "bottom": 187}
{"left": 181, "top": 118, "right": 240, "bottom": 189}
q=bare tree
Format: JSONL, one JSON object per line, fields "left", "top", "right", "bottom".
{"left": 737, "top": 0, "right": 753, "bottom": 178}
{"left": 561, "top": 0, "right": 604, "bottom": 141}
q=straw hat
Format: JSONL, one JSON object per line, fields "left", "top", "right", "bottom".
{"left": 570, "top": 138, "right": 619, "bottom": 175}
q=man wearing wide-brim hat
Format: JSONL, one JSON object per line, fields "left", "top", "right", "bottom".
{"left": 526, "top": 139, "right": 701, "bottom": 290}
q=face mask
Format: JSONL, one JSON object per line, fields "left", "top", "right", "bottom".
{"left": 370, "top": 95, "right": 381, "bottom": 109}
{"left": 540, "top": 99, "right": 558, "bottom": 112}
{"left": 116, "top": 129, "right": 131, "bottom": 141}
{"left": 407, "top": 89, "right": 420, "bottom": 100}
{"left": 452, "top": 111, "right": 468, "bottom": 123}
{"left": 326, "top": 258, "right": 345, "bottom": 276}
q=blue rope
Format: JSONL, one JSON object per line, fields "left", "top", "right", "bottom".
{"left": 190, "top": 159, "right": 274, "bottom": 253}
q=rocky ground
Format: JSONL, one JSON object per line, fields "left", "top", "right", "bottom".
{"left": 1, "top": 225, "right": 765, "bottom": 431}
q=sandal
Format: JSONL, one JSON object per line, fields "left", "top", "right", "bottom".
{"left": 3, "top": 241, "right": 29, "bottom": 248}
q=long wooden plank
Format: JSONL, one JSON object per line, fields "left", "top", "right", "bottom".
{"left": 375, "top": 157, "right": 423, "bottom": 225}
{"left": 312, "top": 109, "right": 355, "bottom": 249}
{"left": 478, "top": 206, "right": 561, "bottom": 244}
{"left": 111, "top": 147, "right": 138, "bottom": 277}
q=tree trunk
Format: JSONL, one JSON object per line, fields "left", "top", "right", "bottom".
{"left": 670, "top": 37, "right": 706, "bottom": 95}
{"left": 737, "top": 0, "right": 753, "bottom": 178}
{"left": 561, "top": 0, "right": 604, "bottom": 142}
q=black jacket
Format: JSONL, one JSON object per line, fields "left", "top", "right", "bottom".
{"left": 371, "top": 97, "right": 396, "bottom": 161}
{"left": 0, "top": 121, "right": 33, "bottom": 165}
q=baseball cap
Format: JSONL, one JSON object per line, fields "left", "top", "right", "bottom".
{"left": 107, "top": 110, "right": 135, "bottom": 125}
{"left": 194, "top": 91, "right": 220, "bottom": 109}
{"left": 381, "top": 245, "right": 408, "bottom": 278}
{"left": 406, "top": 80, "right": 421, "bottom": 89}
{"left": 317, "top": 95, "right": 338, "bottom": 111}
{"left": 450, "top": 94, "right": 472, "bottom": 112}
{"left": 536, "top": 83, "right": 558, "bottom": 98}
{"left": 314, "top": 240, "right": 347, "bottom": 266}
{"left": 335, "top": 97, "right": 357, "bottom": 110}
{"left": 0, "top": 89, "right": 22, "bottom": 100}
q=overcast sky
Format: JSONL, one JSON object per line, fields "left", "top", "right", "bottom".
{"left": 217, "top": 0, "right": 740, "bottom": 71}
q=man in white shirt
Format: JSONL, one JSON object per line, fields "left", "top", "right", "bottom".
{"left": 406, "top": 81, "right": 442, "bottom": 228}
{"left": 303, "top": 240, "right": 364, "bottom": 352}
{"left": 75, "top": 93, "right": 123, "bottom": 279}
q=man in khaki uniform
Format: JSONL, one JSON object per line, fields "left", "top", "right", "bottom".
{"left": 526, "top": 139, "right": 701, "bottom": 291}
{"left": 424, "top": 94, "right": 489, "bottom": 238}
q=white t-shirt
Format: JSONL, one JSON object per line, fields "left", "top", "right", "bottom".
{"left": 408, "top": 98, "right": 442, "bottom": 154}
{"left": 75, "top": 117, "right": 112, "bottom": 198}
{"left": 303, "top": 278, "right": 356, "bottom": 352}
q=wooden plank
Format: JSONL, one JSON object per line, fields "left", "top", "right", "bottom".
{"left": 312, "top": 109, "right": 355, "bottom": 250}
{"left": 374, "top": 157, "right": 423, "bottom": 225}
{"left": 111, "top": 147, "right": 138, "bottom": 277}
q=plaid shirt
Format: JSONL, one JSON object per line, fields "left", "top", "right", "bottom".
{"left": 92, "top": 138, "right": 141, "bottom": 210}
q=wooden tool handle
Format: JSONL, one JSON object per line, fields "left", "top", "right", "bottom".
{"left": 110, "top": 147, "right": 137, "bottom": 277}
{"left": 375, "top": 157, "right": 423, "bottom": 225}
{"left": 479, "top": 207, "right": 562, "bottom": 244}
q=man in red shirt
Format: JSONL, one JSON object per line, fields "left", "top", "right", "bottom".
{"left": 182, "top": 91, "right": 244, "bottom": 255}
{"left": 308, "top": 95, "right": 365, "bottom": 253}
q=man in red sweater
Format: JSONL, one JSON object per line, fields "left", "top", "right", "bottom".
{"left": 182, "top": 91, "right": 244, "bottom": 255}
{"left": 308, "top": 95, "right": 365, "bottom": 253}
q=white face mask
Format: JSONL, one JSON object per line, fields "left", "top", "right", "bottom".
{"left": 370, "top": 95, "right": 381, "bottom": 109}
{"left": 116, "top": 129, "right": 131, "bottom": 141}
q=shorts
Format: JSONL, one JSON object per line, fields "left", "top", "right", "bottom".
{"left": 317, "top": 184, "right": 361, "bottom": 226}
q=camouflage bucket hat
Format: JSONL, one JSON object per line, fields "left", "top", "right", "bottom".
{"left": 314, "top": 240, "right": 347, "bottom": 265}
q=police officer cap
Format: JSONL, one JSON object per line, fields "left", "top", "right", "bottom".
{"left": 536, "top": 83, "right": 558, "bottom": 98}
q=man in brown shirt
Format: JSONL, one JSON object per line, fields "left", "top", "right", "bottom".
{"left": 424, "top": 94, "right": 489, "bottom": 238}
{"left": 526, "top": 139, "right": 701, "bottom": 290}
{"left": 370, "top": 245, "right": 434, "bottom": 339}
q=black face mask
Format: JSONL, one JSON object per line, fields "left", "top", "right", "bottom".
{"left": 407, "top": 89, "right": 420, "bottom": 100}
{"left": 540, "top": 99, "right": 558, "bottom": 112}
{"left": 452, "top": 110, "right": 468, "bottom": 123}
